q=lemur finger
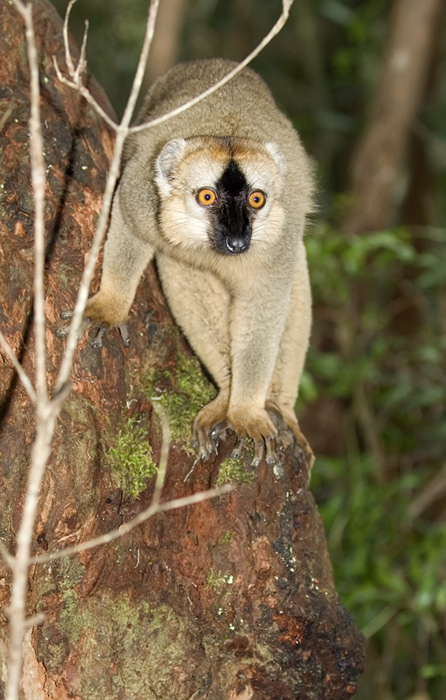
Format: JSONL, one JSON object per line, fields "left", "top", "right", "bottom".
{"left": 90, "top": 325, "right": 108, "bottom": 348}
{"left": 265, "top": 437, "right": 276, "bottom": 466}
{"left": 195, "top": 426, "right": 217, "bottom": 461}
{"left": 118, "top": 322, "right": 130, "bottom": 347}
{"left": 231, "top": 437, "right": 245, "bottom": 460}
{"left": 56, "top": 316, "right": 91, "bottom": 339}
{"left": 251, "top": 440, "right": 264, "bottom": 468}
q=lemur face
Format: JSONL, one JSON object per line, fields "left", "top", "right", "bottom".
{"left": 155, "top": 136, "right": 286, "bottom": 256}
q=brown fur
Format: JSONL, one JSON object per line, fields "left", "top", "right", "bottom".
{"left": 83, "top": 59, "right": 315, "bottom": 465}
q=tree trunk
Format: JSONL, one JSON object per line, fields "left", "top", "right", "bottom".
{"left": 0, "top": 1, "right": 365, "bottom": 698}
{"left": 341, "top": 0, "right": 445, "bottom": 235}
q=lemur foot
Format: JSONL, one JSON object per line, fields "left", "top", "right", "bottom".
{"left": 56, "top": 310, "right": 130, "bottom": 348}
{"left": 55, "top": 310, "right": 91, "bottom": 340}
{"left": 193, "top": 400, "right": 313, "bottom": 474}
{"left": 193, "top": 403, "right": 285, "bottom": 468}
{"left": 192, "top": 394, "right": 229, "bottom": 461}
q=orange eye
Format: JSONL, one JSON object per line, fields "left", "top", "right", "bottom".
{"left": 248, "top": 191, "right": 265, "bottom": 209}
{"left": 197, "top": 188, "right": 217, "bottom": 206}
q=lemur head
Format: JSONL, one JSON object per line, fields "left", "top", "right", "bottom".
{"left": 155, "top": 136, "right": 286, "bottom": 256}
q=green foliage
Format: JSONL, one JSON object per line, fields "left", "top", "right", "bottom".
{"left": 107, "top": 415, "right": 157, "bottom": 498}
{"left": 304, "top": 224, "right": 446, "bottom": 699}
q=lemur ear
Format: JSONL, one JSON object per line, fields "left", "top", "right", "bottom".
{"left": 156, "top": 138, "right": 187, "bottom": 185}
{"left": 265, "top": 141, "right": 287, "bottom": 176}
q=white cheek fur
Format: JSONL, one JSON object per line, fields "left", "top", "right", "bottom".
{"left": 160, "top": 196, "right": 211, "bottom": 248}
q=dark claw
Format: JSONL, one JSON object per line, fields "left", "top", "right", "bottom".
{"left": 55, "top": 325, "right": 69, "bottom": 338}
{"left": 90, "top": 325, "right": 107, "bottom": 348}
{"left": 210, "top": 420, "right": 229, "bottom": 442}
{"left": 60, "top": 309, "right": 74, "bottom": 320}
{"left": 57, "top": 310, "right": 92, "bottom": 341}
{"left": 265, "top": 437, "right": 276, "bottom": 466}
{"left": 231, "top": 437, "right": 245, "bottom": 460}
{"left": 118, "top": 322, "right": 130, "bottom": 347}
{"left": 251, "top": 440, "right": 264, "bottom": 468}
{"left": 194, "top": 426, "right": 218, "bottom": 464}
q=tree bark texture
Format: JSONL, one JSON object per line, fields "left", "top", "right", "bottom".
{"left": 0, "top": 1, "right": 365, "bottom": 698}
{"left": 341, "top": 0, "right": 445, "bottom": 235}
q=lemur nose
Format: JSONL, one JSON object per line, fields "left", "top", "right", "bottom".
{"left": 226, "top": 238, "right": 249, "bottom": 254}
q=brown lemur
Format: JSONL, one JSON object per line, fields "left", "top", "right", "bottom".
{"left": 60, "top": 58, "right": 315, "bottom": 468}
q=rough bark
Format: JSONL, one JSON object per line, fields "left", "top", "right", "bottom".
{"left": 0, "top": 1, "right": 365, "bottom": 698}
{"left": 341, "top": 0, "right": 445, "bottom": 235}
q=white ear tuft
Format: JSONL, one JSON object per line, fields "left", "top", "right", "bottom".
{"left": 156, "top": 138, "right": 187, "bottom": 185}
{"left": 265, "top": 141, "right": 287, "bottom": 176}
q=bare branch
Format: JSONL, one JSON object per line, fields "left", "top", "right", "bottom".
{"left": 6, "top": 1, "right": 55, "bottom": 696}
{"left": 151, "top": 398, "right": 171, "bottom": 507}
{"left": 0, "top": 330, "right": 36, "bottom": 403}
{"left": 13, "top": 0, "right": 47, "bottom": 404}
{"left": 31, "top": 483, "right": 234, "bottom": 565}
{"left": 6, "top": 404, "right": 58, "bottom": 700}
{"left": 62, "top": 0, "right": 77, "bottom": 77}
{"left": 120, "top": 0, "right": 160, "bottom": 131}
{"left": 74, "top": 18, "right": 89, "bottom": 85}
{"left": 55, "top": 0, "right": 161, "bottom": 391}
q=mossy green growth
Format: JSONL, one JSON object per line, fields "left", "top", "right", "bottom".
{"left": 215, "top": 457, "right": 256, "bottom": 487}
{"left": 106, "top": 415, "right": 156, "bottom": 498}
{"left": 218, "top": 531, "right": 234, "bottom": 546}
{"left": 206, "top": 567, "right": 234, "bottom": 591}
{"left": 47, "top": 591, "right": 192, "bottom": 699}
{"left": 147, "top": 350, "right": 217, "bottom": 445}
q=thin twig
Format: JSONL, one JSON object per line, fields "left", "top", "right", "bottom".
{"left": 55, "top": 0, "right": 161, "bottom": 392}
{"left": 6, "top": 2, "right": 51, "bottom": 699}
{"left": 151, "top": 398, "right": 171, "bottom": 507}
{"left": 32, "top": 483, "right": 233, "bottom": 565}
{"left": 62, "top": 0, "right": 77, "bottom": 77}
{"left": 0, "top": 330, "right": 36, "bottom": 403}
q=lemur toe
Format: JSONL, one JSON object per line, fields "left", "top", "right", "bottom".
{"left": 118, "top": 322, "right": 131, "bottom": 347}
{"left": 90, "top": 325, "right": 108, "bottom": 348}
{"left": 56, "top": 312, "right": 91, "bottom": 340}
{"left": 231, "top": 437, "right": 245, "bottom": 460}
{"left": 265, "top": 437, "right": 277, "bottom": 466}
{"left": 60, "top": 309, "right": 74, "bottom": 320}
{"left": 251, "top": 440, "right": 264, "bottom": 467}
{"left": 195, "top": 426, "right": 218, "bottom": 462}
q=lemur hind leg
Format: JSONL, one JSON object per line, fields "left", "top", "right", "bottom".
{"left": 155, "top": 254, "right": 232, "bottom": 459}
